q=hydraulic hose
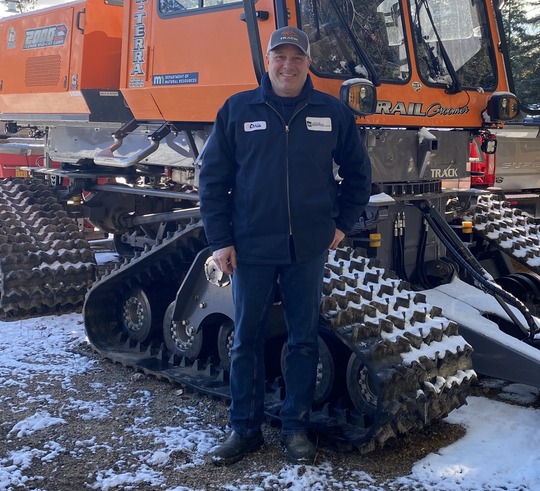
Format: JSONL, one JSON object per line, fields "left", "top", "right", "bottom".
{"left": 392, "top": 217, "right": 404, "bottom": 280}
{"left": 413, "top": 200, "right": 539, "bottom": 342}
{"left": 415, "top": 218, "right": 430, "bottom": 289}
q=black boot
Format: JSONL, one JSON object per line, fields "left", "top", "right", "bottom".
{"left": 281, "top": 432, "right": 316, "bottom": 464}
{"left": 210, "top": 430, "right": 264, "bottom": 466}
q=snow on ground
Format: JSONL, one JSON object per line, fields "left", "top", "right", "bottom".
{"left": 397, "top": 396, "right": 540, "bottom": 490}
{"left": 1, "top": 313, "right": 539, "bottom": 491}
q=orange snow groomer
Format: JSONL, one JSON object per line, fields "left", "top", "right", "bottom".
{"left": 0, "top": 0, "right": 131, "bottom": 124}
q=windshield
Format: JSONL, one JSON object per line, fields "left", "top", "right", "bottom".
{"left": 411, "top": 0, "right": 497, "bottom": 89}
{"left": 298, "top": 0, "right": 410, "bottom": 82}
{"left": 298, "top": 0, "right": 498, "bottom": 90}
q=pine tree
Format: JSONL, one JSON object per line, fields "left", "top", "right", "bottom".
{"left": 501, "top": 0, "right": 540, "bottom": 105}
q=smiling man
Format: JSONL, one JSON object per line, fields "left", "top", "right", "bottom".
{"left": 266, "top": 27, "right": 311, "bottom": 97}
{"left": 199, "top": 26, "right": 372, "bottom": 466}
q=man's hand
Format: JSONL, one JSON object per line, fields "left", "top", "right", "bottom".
{"left": 213, "top": 246, "right": 237, "bottom": 275}
{"left": 329, "top": 229, "right": 345, "bottom": 250}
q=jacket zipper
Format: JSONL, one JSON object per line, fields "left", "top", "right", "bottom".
{"left": 265, "top": 101, "right": 308, "bottom": 237}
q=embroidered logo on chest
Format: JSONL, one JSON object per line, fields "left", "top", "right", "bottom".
{"left": 305, "top": 117, "right": 332, "bottom": 131}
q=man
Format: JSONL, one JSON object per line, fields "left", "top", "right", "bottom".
{"left": 199, "top": 26, "right": 372, "bottom": 465}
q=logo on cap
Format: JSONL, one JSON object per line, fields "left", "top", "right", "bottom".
{"left": 278, "top": 28, "right": 301, "bottom": 42}
{"left": 268, "top": 27, "right": 310, "bottom": 56}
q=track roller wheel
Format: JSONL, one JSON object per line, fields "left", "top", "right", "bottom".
{"left": 163, "top": 302, "right": 204, "bottom": 362}
{"left": 519, "top": 271, "right": 540, "bottom": 290}
{"left": 346, "top": 353, "right": 380, "bottom": 418}
{"left": 496, "top": 272, "right": 540, "bottom": 314}
{"left": 280, "top": 336, "right": 335, "bottom": 406}
{"left": 513, "top": 272, "right": 540, "bottom": 298}
{"left": 217, "top": 320, "right": 235, "bottom": 370}
{"left": 121, "top": 287, "right": 153, "bottom": 343}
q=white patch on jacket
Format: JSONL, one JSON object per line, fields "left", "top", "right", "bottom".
{"left": 244, "top": 121, "right": 267, "bottom": 132}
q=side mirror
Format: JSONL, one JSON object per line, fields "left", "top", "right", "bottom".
{"left": 486, "top": 92, "right": 519, "bottom": 121}
{"left": 340, "top": 78, "right": 377, "bottom": 116}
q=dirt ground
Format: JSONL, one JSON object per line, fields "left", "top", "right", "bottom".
{"left": 5, "top": 334, "right": 534, "bottom": 491}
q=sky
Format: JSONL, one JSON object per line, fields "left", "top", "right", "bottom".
{"left": 0, "top": 0, "right": 66, "bottom": 16}
{"left": 1, "top": 267, "right": 540, "bottom": 490}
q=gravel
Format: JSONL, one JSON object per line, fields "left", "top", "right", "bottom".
{"left": 0, "top": 337, "right": 475, "bottom": 491}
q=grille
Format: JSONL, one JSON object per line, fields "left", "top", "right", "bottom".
{"left": 25, "top": 54, "right": 62, "bottom": 86}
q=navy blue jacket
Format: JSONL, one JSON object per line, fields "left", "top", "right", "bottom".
{"left": 199, "top": 74, "right": 372, "bottom": 264}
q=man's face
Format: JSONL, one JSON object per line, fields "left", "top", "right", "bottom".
{"left": 267, "top": 44, "right": 311, "bottom": 98}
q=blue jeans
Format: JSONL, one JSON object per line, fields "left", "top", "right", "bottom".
{"left": 229, "top": 252, "right": 326, "bottom": 436}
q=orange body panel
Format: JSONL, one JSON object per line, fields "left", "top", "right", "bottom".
{"left": 309, "top": 1, "right": 511, "bottom": 129}
{"left": 0, "top": 0, "right": 513, "bottom": 129}
{"left": 0, "top": 0, "right": 123, "bottom": 118}
{"left": 121, "top": 0, "right": 512, "bottom": 129}
{"left": 120, "top": 0, "right": 277, "bottom": 122}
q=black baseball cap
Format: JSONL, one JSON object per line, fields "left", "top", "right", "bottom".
{"left": 267, "top": 27, "right": 310, "bottom": 57}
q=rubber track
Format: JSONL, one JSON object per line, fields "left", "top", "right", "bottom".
{"left": 321, "top": 247, "right": 475, "bottom": 451}
{"left": 84, "top": 222, "right": 475, "bottom": 451}
{"left": 467, "top": 194, "right": 540, "bottom": 272}
{"left": 0, "top": 178, "right": 97, "bottom": 319}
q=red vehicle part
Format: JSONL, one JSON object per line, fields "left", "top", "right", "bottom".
{"left": 470, "top": 137, "right": 496, "bottom": 187}
{"left": 0, "top": 139, "right": 46, "bottom": 178}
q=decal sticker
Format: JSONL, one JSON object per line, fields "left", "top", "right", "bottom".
{"left": 244, "top": 121, "right": 267, "bottom": 132}
{"left": 130, "top": 0, "right": 148, "bottom": 78}
{"left": 7, "top": 27, "right": 16, "bottom": 49}
{"left": 23, "top": 24, "right": 67, "bottom": 49}
{"left": 431, "top": 167, "right": 458, "bottom": 178}
{"left": 306, "top": 117, "right": 332, "bottom": 131}
{"left": 152, "top": 72, "right": 199, "bottom": 86}
{"left": 412, "top": 81, "right": 422, "bottom": 92}
{"left": 376, "top": 100, "right": 469, "bottom": 117}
